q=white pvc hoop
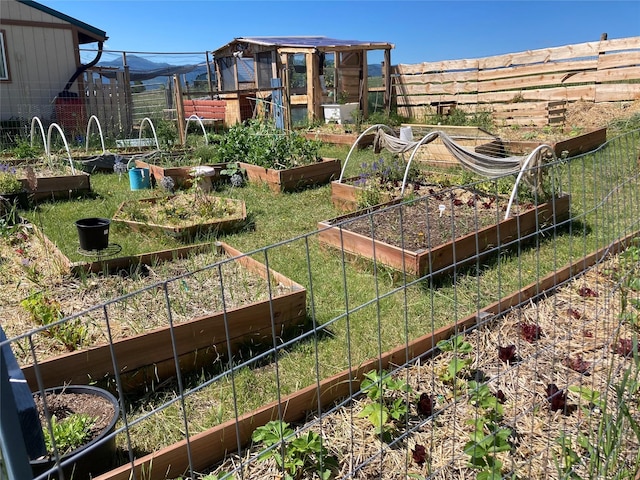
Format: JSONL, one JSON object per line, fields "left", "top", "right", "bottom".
{"left": 138, "top": 117, "right": 160, "bottom": 150}
{"left": 339, "top": 124, "right": 396, "bottom": 182}
{"left": 46, "top": 123, "right": 76, "bottom": 174}
{"left": 504, "top": 144, "right": 554, "bottom": 219}
{"left": 85, "top": 115, "right": 106, "bottom": 155}
{"left": 185, "top": 115, "right": 208, "bottom": 145}
{"left": 400, "top": 131, "right": 441, "bottom": 196}
{"left": 30, "top": 117, "right": 48, "bottom": 156}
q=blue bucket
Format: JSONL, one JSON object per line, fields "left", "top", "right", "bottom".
{"left": 129, "top": 167, "right": 151, "bottom": 190}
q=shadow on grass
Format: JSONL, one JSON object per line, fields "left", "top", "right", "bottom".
{"left": 416, "top": 216, "right": 585, "bottom": 293}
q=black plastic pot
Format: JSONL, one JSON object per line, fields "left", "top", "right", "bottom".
{"left": 75, "top": 217, "right": 110, "bottom": 251}
{"left": 30, "top": 385, "right": 120, "bottom": 480}
{"left": 0, "top": 191, "right": 29, "bottom": 209}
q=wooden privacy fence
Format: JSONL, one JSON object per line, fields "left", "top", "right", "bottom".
{"left": 82, "top": 67, "right": 133, "bottom": 137}
{"left": 392, "top": 36, "right": 640, "bottom": 126}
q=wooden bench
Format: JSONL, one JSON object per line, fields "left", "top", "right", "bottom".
{"left": 182, "top": 99, "right": 226, "bottom": 130}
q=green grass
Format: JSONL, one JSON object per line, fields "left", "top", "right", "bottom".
{"left": 19, "top": 133, "right": 640, "bottom": 463}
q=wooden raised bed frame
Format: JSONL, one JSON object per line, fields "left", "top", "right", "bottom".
{"left": 486, "top": 126, "right": 608, "bottom": 158}
{"left": 412, "top": 127, "right": 607, "bottom": 169}
{"left": 1, "top": 157, "right": 92, "bottom": 200}
{"left": 318, "top": 195, "right": 571, "bottom": 277}
{"left": 134, "top": 159, "right": 227, "bottom": 189}
{"left": 18, "top": 171, "right": 91, "bottom": 201}
{"left": 406, "top": 125, "right": 497, "bottom": 168}
{"left": 112, "top": 195, "right": 247, "bottom": 239}
{"left": 20, "top": 242, "right": 307, "bottom": 394}
{"left": 302, "top": 131, "right": 374, "bottom": 147}
{"left": 239, "top": 158, "right": 341, "bottom": 192}
{"left": 330, "top": 177, "right": 396, "bottom": 212}
{"left": 93, "top": 229, "right": 640, "bottom": 480}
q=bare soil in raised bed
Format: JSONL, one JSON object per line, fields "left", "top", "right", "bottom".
{"left": 331, "top": 187, "right": 530, "bottom": 251}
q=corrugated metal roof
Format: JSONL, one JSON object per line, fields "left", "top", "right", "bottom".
{"left": 17, "top": 0, "right": 108, "bottom": 43}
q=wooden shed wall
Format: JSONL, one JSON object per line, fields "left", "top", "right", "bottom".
{"left": 392, "top": 36, "right": 640, "bottom": 126}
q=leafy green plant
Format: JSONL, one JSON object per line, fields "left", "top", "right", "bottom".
{"left": 0, "top": 163, "right": 24, "bottom": 194}
{"left": 213, "top": 120, "right": 321, "bottom": 170}
{"left": 20, "top": 291, "right": 87, "bottom": 350}
{"left": 0, "top": 207, "right": 23, "bottom": 237}
{"left": 43, "top": 413, "right": 96, "bottom": 455}
{"left": 220, "top": 162, "right": 247, "bottom": 187}
{"left": 337, "top": 91, "right": 350, "bottom": 105}
{"left": 366, "top": 111, "right": 404, "bottom": 127}
{"left": 251, "top": 420, "right": 336, "bottom": 480}
{"left": 200, "top": 471, "right": 235, "bottom": 480}
{"left": 357, "top": 369, "right": 412, "bottom": 441}
{"left": 153, "top": 119, "right": 178, "bottom": 150}
{"left": 618, "top": 241, "right": 640, "bottom": 328}
{"left": 350, "top": 108, "right": 363, "bottom": 133}
{"left": 436, "top": 334, "right": 474, "bottom": 383}
{"left": 21, "top": 291, "right": 63, "bottom": 325}
{"left": 464, "top": 381, "right": 512, "bottom": 479}
{"left": 220, "top": 162, "right": 245, "bottom": 178}
{"left": 352, "top": 156, "right": 421, "bottom": 208}
{"left": 554, "top": 433, "right": 583, "bottom": 480}
{"left": 437, "top": 333, "right": 473, "bottom": 353}
{"left": 556, "top": 342, "right": 640, "bottom": 479}
{"left": 11, "top": 139, "right": 43, "bottom": 159}
{"left": 191, "top": 144, "right": 218, "bottom": 164}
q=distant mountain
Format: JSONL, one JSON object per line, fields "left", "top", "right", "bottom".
{"left": 96, "top": 55, "right": 381, "bottom": 88}
{"left": 368, "top": 64, "right": 382, "bottom": 77}
{"left": 98, "top": 54, "right": 172, "bottom": 71}
{"left": 96, "top": 55, "right": 207, "bottom": 88}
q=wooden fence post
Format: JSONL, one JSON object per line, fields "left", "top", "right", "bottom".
{"left": 173, "top": 75, "right": 186, "bottom": 145}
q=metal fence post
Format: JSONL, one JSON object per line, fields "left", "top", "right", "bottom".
{"left": 0, "top": 353, "right": 33, "bottom": 480}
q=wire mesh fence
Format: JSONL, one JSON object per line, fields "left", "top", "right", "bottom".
{"left": 0, "top": 49, "right": 213, "bottom": 149}
{"left": 0, "top": 130, "right": 639, "bottom": 479}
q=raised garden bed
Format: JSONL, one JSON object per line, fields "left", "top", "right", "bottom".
{"left": 23, "top": 170, "right": 91, "bottom": 201}
{"left": 302, "top": 131, "right": 374, "bottom": 147}
{"left": 3, "top": 156, "right": 91, "bottom": 188}
{"left": 18, "top": 241, "right": 307, "bottom": 394}
{"left": 330, "top": 172, "right": 443, "bottom": 212}
{"left": 134, "top": 158, "right": 226, "bottom": 189}
{"left": 6, "top": 160, "right": 92, "bottom": 201}
{"left": 495, "top": 126, "right": 607, "bottom": 157}
{"left": 330, "top": 177, "right": 395, "bottom": 211}
{"left": 72, "top": 151, "right": 120, "bottom": 173}
{"left": 408, "top": 126, "right": 606, "bottom": 168}
{"left": 112, "top": 193, "right": 247, "bottom": 240}
{"left": 239, "top": 158, "right": 341, "bottom": 192}
{"left": 403, "top": 125, "right": 498, "bottom": 168}
{"left": 223, "top": 241, "right": 639, "bottom": 479}
{"left": 90, "top": 231, "right": 640, "bottom": 480}
{"left": 330, "top": 156, "right": 463, "bottom": 212}
{"left": 318, "top": 192, "right": 571, "bottom": 276}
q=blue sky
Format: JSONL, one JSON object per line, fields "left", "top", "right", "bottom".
{"left": 38, "top": 0, "right": 640, "bottom": 66}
